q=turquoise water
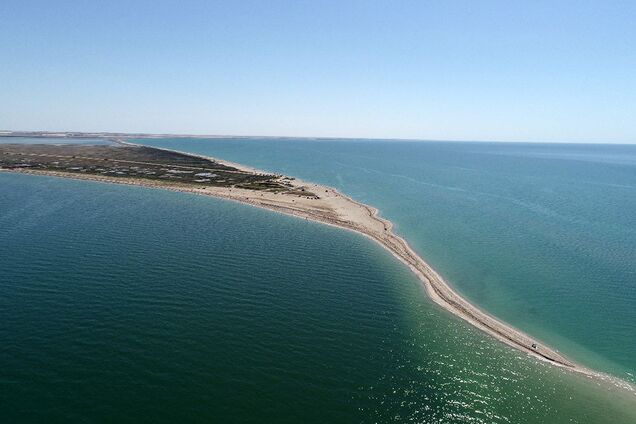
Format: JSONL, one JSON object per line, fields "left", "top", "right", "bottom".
{"left": 1, "top": 139, "right": 635, "bottom": 422}
{"left": 135, "top": 138, "right": 636, "bottom": 382}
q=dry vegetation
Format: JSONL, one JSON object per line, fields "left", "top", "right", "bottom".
{"left": 0, "top": 143, "right": 316, "bottom": 195}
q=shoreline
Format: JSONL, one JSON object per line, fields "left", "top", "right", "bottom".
{"left": 2, "top": 143, "right": 633, "bottom": 392}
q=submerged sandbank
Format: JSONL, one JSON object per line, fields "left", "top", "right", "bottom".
{"left": 2, "top": 139, "right": 633, "bottom": 392}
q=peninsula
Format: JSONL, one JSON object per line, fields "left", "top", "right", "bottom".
{"left": 0, "top": 136, "right": 610, "bottom": 382}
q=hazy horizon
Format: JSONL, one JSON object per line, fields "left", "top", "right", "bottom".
{"left": 2, "top": 129, "right": 635, "bottom": 145}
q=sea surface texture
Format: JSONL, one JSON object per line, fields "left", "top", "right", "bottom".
{"left": 1, "top": 138, "right": 635, "bottom": 423}
{"left": 137, "top": 138, "right": 636, "bottom": 381}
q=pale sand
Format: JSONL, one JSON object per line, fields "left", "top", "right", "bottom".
{"left": 3, "top": 144, "right": 634, "bottom": 391}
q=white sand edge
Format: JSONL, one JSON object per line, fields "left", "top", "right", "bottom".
{"left": 2, "top": 141, "right": 633, "bottom": 393}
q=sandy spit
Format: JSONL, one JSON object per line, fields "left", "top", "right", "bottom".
{"left": 2, "top": 144, "right": 633, "bottom": 392}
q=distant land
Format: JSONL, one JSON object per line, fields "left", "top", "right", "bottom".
{"left": 0, "top": 130, "right": 372, "bottom": 141}
{"left": 1, "top": 132, "right": 633, "bottom": 394}
{"left": 3, "top": 130, "right": 633, "bottom": 145}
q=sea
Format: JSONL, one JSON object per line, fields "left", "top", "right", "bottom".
{"left": 1, "top": 137, "right": 635, "bottom": 423}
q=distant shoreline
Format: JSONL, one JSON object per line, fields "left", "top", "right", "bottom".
{"left": 1, "top": 137, "right": 633, "bottom": 393}
{"left": 2, "top": 130, "right": 635, "bottom": 146}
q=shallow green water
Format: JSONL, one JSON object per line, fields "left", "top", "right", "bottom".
{"left": 1, "top": 139, "right": 635, "bottom": 422}
{"left": 136, "top": 138, "right": 636, "bottom": 383}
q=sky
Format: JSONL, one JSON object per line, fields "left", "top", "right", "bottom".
{"left": 1, "top": 1, "right": 635, "bottom": 143}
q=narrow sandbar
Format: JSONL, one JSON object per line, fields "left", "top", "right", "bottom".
{"left": 1, "top": 138, "right": 632, "bottom": 391}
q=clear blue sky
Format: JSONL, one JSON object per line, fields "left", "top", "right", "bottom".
{"left": 1, "top": 1, "right": 635, "bottom": 143}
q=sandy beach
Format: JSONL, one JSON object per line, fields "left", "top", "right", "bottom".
{"left": 2, "top": 143, "right": 631, "bottom": 390}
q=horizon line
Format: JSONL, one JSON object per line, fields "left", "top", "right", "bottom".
{"left": 1, "top": 129, "right": 634, "bottom": 146}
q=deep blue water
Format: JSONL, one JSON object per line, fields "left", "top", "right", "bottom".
{"left": 1, "top": 138, "right": 636, "bottom": 422}
{"left": 136, "top": 138, "right": 636, "bottom": 382}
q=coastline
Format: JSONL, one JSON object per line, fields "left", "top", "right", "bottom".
{"left": 2, "top": 144, "right": 632, "bottom": 392}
